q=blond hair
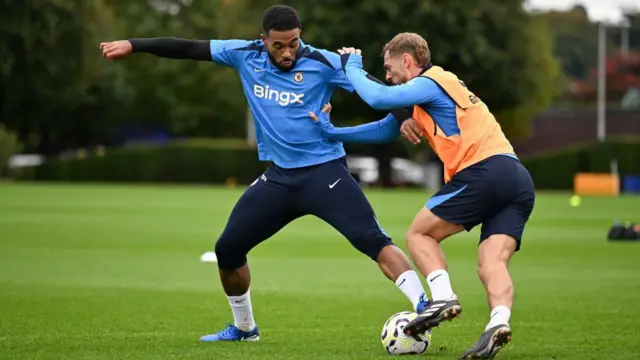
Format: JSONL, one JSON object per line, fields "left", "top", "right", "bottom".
{"left": 382, "top": 32, "right": 430, "bottom": 67}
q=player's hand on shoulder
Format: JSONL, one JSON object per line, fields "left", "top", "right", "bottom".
{"left": 337, "top": 47, "right": 363, "bottom": 72}
{"left": 400, "top": 118, "right": 423, "bottom": 145}
{"left": 337, "top": 47, "right": 361, "bottom": 56}
{"left": 100, "top": 40, "right": 133, "bottom": 60}
{"left": 308, "top": 103, "right": 332, "bottom": 124}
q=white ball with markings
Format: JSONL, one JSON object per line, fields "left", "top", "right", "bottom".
{"left": 380, "top": 311, "right": 432, "bottom": 355}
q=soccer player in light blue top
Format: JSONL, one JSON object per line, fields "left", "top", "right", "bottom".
{"left": 100, "top": 5, "right": 430, "bottom": 343}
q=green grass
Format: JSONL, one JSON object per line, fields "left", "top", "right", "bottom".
{"left": 1, "top": 183, "right": 639, "bottom": 360}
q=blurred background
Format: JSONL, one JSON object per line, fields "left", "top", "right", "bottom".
{"left": 1, "top": 0, "right": 639, "bottom": 193}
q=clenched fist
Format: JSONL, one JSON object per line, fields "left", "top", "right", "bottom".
{"left": 100, "top": 40, "right": 133, "bottom": 60}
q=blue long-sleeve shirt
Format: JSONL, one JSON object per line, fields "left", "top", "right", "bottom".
{"left": 345, "top": 55, "right": 446, "bottom": 110}
{"left": 315, "top": 113, "right": 400, "bottom": 143}
{"left": 316, "top": 54, "right": 460, "bottom": 143}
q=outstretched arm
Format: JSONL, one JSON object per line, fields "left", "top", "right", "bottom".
{"left": 309, "top": 105, "right": 399, "bottom": 143}
{"left": 100, "top": 38, "right": 210, "bottom": 61}
{"left": 342, "top": 53, "right": 442, "bottom": 110}
{"left": 100, "top": 38, "right": 253, "bottom": 67}
{"left": 129, "top": 38, "right": 211, "bottom": 60}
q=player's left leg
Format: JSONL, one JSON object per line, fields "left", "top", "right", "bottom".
{"left": 460, "top": 218, "right": 528, "bottom": 359}
{"left": 300, "top": 157, "right": 429, "bottom": 313}
{"left": 461, "top": 159, "right": 535, "bottom": 360}
{"left": 459, "top": 233, "right": 517, "bottom": 360}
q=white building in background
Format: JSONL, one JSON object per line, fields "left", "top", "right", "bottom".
{"left": 525, "top": 0, "right": 638, "bottom": 24}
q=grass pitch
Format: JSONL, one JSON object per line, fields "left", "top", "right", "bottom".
{"left": 1, "top": 183, "right": 639, "bottom": 360}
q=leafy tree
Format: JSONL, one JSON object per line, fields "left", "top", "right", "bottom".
{"left": 287, "top": 0, "right": 560, "bottom": 182}
{"left": 0, "top": 0, "right": 119, "bottom": 154}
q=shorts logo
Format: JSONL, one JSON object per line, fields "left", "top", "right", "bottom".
{"left": 250, "top": 174, "right": 268, "bottom": 187}
{"left": 253, "top": 84, "right": 304, "bottom": 106}
{"left": 293, "top": 72, "right": 304, "bottom": 83}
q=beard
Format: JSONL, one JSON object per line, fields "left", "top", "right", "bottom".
{"left": 268, "top": 52, "right": 297, "bottom": 72}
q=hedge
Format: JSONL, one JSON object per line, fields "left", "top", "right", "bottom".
{"left": 16, "top": 138, "right": 268, "bottom": 184}
{"left": 521, "top": 137, "right": 640, "bottom": 190}
{"left": 15, "top": 137, "right": 640, "bottom": 190}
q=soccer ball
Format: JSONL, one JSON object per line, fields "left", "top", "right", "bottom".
{"left": 380, "top": 311, "right": 432, "bottom": 355}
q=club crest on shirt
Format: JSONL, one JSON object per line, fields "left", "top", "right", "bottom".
{"left": 293, "top": 72, "right": 304, "bottom": 83}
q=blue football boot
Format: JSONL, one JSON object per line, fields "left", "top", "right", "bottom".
{"left": 416, "top": 293, "right": 430, "bottom": 314}
{"left": 200, "top": 324, "right": 260, "bottom": 342}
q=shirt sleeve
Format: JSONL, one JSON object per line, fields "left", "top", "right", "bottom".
{"left": 209, "top": 39, "right": 254, "bottom": 68}
{"left": 344, "top": 54, "right": 444, "bottom": 109}
{"left": 316, "top": 113, "right": 399, "bottom": 143}
{"left": 129, "top": 38, "right": 211, "bottom": 61}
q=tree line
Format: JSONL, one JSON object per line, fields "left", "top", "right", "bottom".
{"left": 2, "top": 0, "right": 564, "bottom": 155}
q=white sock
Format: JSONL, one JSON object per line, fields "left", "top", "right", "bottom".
{"left": 227, "top": 290, "right": 256, "bottom": 332}
{"left": 395, "top": 270, "right": 428, "bottom": 311}
{"left": 426, "top": 269, "right": 455, "bottom": 301}
{"left": 486, "top": 305, "right": 511, "bottom": 331}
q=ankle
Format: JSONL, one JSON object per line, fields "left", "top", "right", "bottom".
{"left": 426, "top": 269, "right": 455, "bottom": 301}
{"left": 486, "top": 305, "right": 511, "bottom": 330}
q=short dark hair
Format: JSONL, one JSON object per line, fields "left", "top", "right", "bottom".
{"left": 262, "top": 5, "right": 301, "bottom": 34}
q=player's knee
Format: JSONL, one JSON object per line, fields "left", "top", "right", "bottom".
{"left": 405, "top": 222, "right": 440, "bottom": 251}
{"left": 405, "top": 230, "right": 421, "bottom": 253}
{"left": 477, "top": 253, "right": 508, "bottom": 283}
{"left": 214, "top": 235, "right": 248, "bottom": 270}
{"left": 477, "top": 258, "right": 503, "bottom": 276}
{"left": 352, "top": 227, "right": 394, "bottom": 261}
{"left": 407, "top": 208, "right": 462, "bottom": 244}
{"left": 477, "top": 235, "right": 516, "bottom": 275}
{"left": 478, "top": 234, "right": 517, "bottom": 262}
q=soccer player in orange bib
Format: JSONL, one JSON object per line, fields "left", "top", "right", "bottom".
{"left": 308, "top": 33, "right": 535, "bottom": 359}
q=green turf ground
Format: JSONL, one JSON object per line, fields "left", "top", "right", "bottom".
{"left": 1, "top": 183, "right": 639, "bottom": 360}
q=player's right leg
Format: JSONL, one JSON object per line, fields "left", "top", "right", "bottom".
{"left": 300, "top": 157, "right": 430, "bottom": 314}
{"left": 201, "top": 169, "right": 301, "bottom": 342}
{"left": 402, "top": 207, "right": 464, "bottom": 337}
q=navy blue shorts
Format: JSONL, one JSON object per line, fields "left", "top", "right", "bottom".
{"left": 427, "top": 155, "right": 535, "bottom": 251}
{"left": 214, "top": 157, "right": 393, "bottom": 270}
